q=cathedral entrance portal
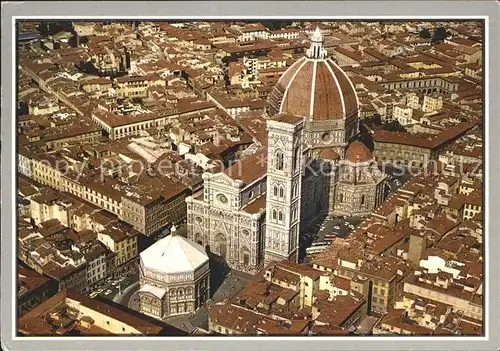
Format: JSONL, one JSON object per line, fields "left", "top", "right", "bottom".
{"left": 242, "top": 247, "right": 250, "bottom": 265}
{"left": 219, "top": 243, "right": 227, "bottom": 259}
{"left": 194, "top": 233, "right": 203, "bottom": 247}
{"left": 214, "top": 233, "right": 227, "bottom": 259}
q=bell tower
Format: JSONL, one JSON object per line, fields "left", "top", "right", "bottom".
{"left": 264, "top": 114, "right": 304, "bottom": 265}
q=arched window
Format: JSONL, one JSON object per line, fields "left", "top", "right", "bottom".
{"left": 273, "top": 185, "right": 278, "bottom": 197}
{"left": 278, "top": 211, "right": 283, "bottom": 222}
{"left": 340, "top": 193, "right": 344, "bottom": 203}
{"left": 361, "top": 195, "right": 365, "bottom": 205}
{"left": 275, "top": 150, "right": 284, "bottom": 171}
{"left": 279, "top": 186, "right": 284, "bottom": 198}
{"left": 293, "top": 146, "right": 300, "bottom": 171}
{"left": 272, "top": 209, "right": 277, "bottom": 220}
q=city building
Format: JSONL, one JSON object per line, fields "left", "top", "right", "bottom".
{"left": 97, "top": 224, "right": 139, "bottom": 278}
{"left": 18, "top": 265, "right": 57, "bottom": 317}
{"left": 18, "top": 291, "right": 188, "bottom": 336}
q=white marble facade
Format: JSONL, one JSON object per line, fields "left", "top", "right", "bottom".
{"left": 186, "top": 171, "right": 266, "bottom": 274}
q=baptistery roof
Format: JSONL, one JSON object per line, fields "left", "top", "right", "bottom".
{"left": 140, "top": 234, "right": 209, "bottom": 275}
{"left": 267, "top": 27, "right": 359, "bottom": 121}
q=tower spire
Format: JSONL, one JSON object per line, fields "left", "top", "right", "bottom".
{"left": 306, "top": 26, "right": 327, "bottom": 59}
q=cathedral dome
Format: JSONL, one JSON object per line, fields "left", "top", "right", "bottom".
{"left": 267, "top": 28, "right": 358, "bottom": 121}
{"left": 345, "top": 141, "right": 373, "bottom": 163}
{"left": 140, "top": 234, "right": 209, "bottom": 274}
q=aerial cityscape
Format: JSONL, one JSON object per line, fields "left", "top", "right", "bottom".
{"left": 16, "top": 20, "right": 484, "bottom": 336}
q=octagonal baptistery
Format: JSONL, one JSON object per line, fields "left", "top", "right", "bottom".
{"left": 138, "top": 228, "right": 210, "bottom": 319}
{"left": 267, "top": 27, "right": 360, "bottom": 155}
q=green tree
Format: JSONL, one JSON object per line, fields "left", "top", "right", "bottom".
{"left": 261, "top": 21, "right": 292, "bottom": 31}
{"left": 383, "top": 120, "right": 407, "bottom": 132}
{"left": 419, "top": 28, "right": 431, "bottom": 39}
{"left": 372, "top": 113, "right": 382, "bottom": 125}
{"left": 433, "top": 26, "right": 449, "bottom": 43}
{"left": 364, "top": 113, "right": 382, "bottom": 126}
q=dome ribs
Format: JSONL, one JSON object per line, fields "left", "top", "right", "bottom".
{"left": 267, "top": 55, "right": 358, "bottom": 122}
{"left": 328, "top": 61, "right": 358, "bottom": 118}
{"left": 314, "top": 62, "right": 343, "bottom": 120}
{"left": 282, "top": 61, "right": 314, "bottom": 117}
{"left": 273, "top": 57, "right": 306, "bottom": 115}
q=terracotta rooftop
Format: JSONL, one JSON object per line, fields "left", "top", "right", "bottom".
{"left": 18, "top": 291, "right": 187, "bottom": 336}
{"left": 208, "top": 302, "right": 310, "bottom": 335}
{"left": 270, "top": 113, "right": 304, "bottom": 125}
{"left": 18, "top": 265, "right": 50, "bottom": 299}
{"left": 373, "top": 120, "right": 479, "bottom": 150}
{"left": 241, "top": 194, "right": 267, "bottom": 215}
{"left": 379, "top": 308, "right": 434, "bottom": 335}
{"left": 224, "top": 148, "right": 267, "bottom": 185}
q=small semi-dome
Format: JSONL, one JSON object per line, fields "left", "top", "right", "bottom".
{"left": 345, "top": 141, "right": 373, "bottom": 163}
{"left": 318, "top": 147, "right": 340, "bottom": 160}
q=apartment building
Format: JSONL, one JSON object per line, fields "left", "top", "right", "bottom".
{"left": 97, "top": 225, "right": 139, "bottom": 277}
{"left": 81, "top": 243, "right": 113, "bottom": 286}
{"left": 372, "top": 121, "right": 479, "bottom": 168}
{"left": 393, "top": 105, "right": 415, "bottom": 126}
{"left": 91, "top": 101, "right": 216, "bottom": 140}
{"left": 18, "top": 265, "right": 57, "bottom": 317}
{"left": 19, "top": 291, "right": 188, "bottom": 336}
{"left": 119, "top": 177, "right": 189, "bottom": 236}
{"left": 462, "top": 189, "right": 482, "bottom": 220}
{"left": 312, "top": 240, "right": 410, "bottom": 315}
{"left": 113, "top": 75, "right": 166, "bottom": 98}
{"left": 403, "top": 273, "right": 483, "bottom": 321}
{"left": 422, "top": 94, "right": 443, "bottom": 113}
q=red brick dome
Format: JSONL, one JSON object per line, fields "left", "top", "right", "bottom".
{"left": 267, "top": 55, "right": 359, "bottom": 121}
{"left": 318, "top": 147, "right": 340, "bottom": 160}
{"left": 345, "top": 141, "right": 373, "bottom": 163}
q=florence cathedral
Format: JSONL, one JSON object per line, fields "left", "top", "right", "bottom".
{"left": 186, "top": 27, "right": 387, "bottom": 274}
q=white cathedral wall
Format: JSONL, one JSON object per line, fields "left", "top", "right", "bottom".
{"left": 186, "top": 193, "right": 263, "bottom": 274}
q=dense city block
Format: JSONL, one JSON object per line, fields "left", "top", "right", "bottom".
{"left": 16, "top": 20, "right": 483, "bottom": 336}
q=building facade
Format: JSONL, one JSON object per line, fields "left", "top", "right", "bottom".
{"left": 186, "top": 150, "right": 267, "bottom": 274}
